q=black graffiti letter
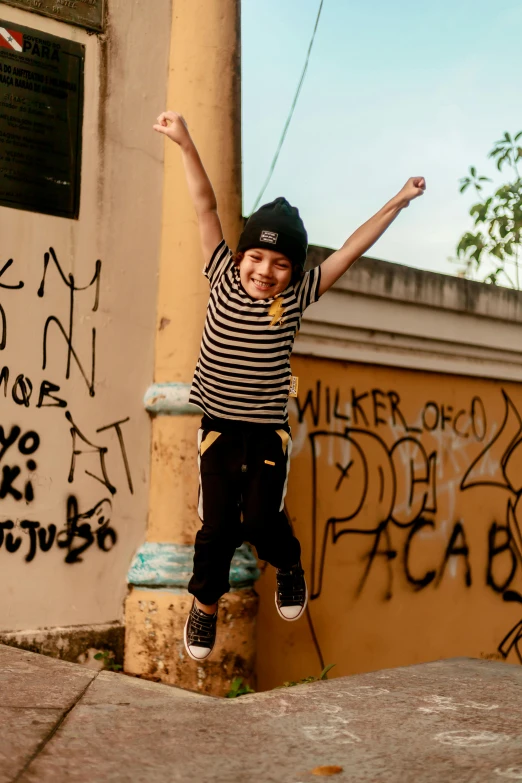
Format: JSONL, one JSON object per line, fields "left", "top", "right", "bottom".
{"left": 38, "top": 524, "right": 57, "bottom": 553}
{"left": 57, "top": 496, "right": 95, "bottom": 564}
{"left": 487, "top": 522, "right": 517, "bottom": 593}
{"left": 0, "top": 366, "right": 8, "bottom": 396}
{"left": 39, "top": 248, "right": 101, "bottom": 398}
{"left": 0, "top": 305, "right": 5, "bottom": 351}
{"left": 437, "top": 521, "right": 472, "bottom": 587}
{"left": 0, "top": 465, "right": 22, "bottom": 500}
{"left": 37, "top": 380, "right": 67, "bottom": 409}
{"left": 0, "top": 425, "right": 20, "bottom": 461}
{"left": 20, "top": 520, "right": 40, "bottom": 563}
{"left": 12, "top": 374, "right": 33, "bottom": 407}
{"left": 357, "top": 522, "right": 397, "bottom": 600}
{"left": 0, "top": 258, "right": 23, "bottom": 290}
{"left": 5, "top": 529, "right": 22, "bottom": 553}
{"left": 96, "top": 417, "right": 134, "bottom": 494}
{"left": 66, "top": 411, "right": 116, "bottom": 494}
{"left": 97, "top": 526, "right": 117, "bottom": 552}
{"left": 404, "top": 517, "right": 437, "bottom": 591}
{"left": 295, "top": 381, "right": 321, "bottom": 425}
{"left": 0, "top": 520, "right": 14, "bottom": 547}
{"left": 18, "top": 431, "right": 40, "bottom": 455}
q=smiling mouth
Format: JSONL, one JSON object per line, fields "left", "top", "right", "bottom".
{"left": 251, "top": 278, "right": 273, "bottom": 289}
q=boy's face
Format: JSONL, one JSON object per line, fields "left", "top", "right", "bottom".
{"left": 239, "top": 248, "right": 293, "bottom": 300}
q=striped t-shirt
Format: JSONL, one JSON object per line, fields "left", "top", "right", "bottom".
{"left": 189, "top": 240, "right": 322, "bottom": 424}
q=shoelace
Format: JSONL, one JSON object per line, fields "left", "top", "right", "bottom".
{"left": 188, "top": 607, "right": 216, "bottom": 645}
{"left": 277, "top": 568, "right": 305, "bottom": 604}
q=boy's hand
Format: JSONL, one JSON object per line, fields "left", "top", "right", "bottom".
{"left": 397, "top": 177, "right": 426, "bottom": 207}
{"left": 153, "top": 111, "right": 191, "bottom": 148}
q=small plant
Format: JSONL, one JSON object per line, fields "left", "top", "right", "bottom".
{"left": 226, "top": 676, "right": 255, "bottom": 698}
{"left": 94, "top": 650, "right": 122, "bottom": 672}
{"left": 281, "top": 663, "right": 336, "bottom": 688}
{"left": 455, "top": 131, "right": 522, "bottom": 289}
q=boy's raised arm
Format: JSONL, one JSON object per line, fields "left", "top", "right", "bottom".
{"left": 154, "top": 111, "right": 224, "bottom": 264}
{"left": 318, "top": 177, "right": 426, "bottom": 296}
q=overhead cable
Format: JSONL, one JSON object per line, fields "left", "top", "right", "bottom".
{"left": 249, "top": 0, "right": 325, "bottom": 214}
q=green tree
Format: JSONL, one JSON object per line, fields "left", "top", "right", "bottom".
{"left": 456, "top": 131, "right": 522, "bottom": 289}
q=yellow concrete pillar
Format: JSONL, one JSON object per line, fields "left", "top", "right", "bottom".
{"left": 124, "top": 0, "right": 260, "bottom": 696}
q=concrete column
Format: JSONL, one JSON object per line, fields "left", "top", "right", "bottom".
{"left": 124, "top": 0, "right": 259, "bottom": 696}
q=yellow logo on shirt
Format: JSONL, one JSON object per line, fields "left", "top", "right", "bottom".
{"left": 269, "top": 297, "right": 285, "bottom": 327}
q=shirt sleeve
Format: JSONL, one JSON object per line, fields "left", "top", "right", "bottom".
{"left": 204, "top": 240, "right": 234, "bottom": 288}
{"left": 293, "top": 265, "right": 322, "bottom": 313}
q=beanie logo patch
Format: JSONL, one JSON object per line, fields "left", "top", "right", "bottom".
{"left": 260, "top": 230, "right": 278, "bottom": 245}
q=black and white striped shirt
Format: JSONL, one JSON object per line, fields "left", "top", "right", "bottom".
{"left": 189, "top": 240, "right": 322, "bottom": 424}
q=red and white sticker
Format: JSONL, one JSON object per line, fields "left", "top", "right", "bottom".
{"left": 0, "top": 27, "right": 23, "bottom": 52}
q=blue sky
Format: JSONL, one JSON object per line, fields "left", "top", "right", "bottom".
{"left": 241, "top": 0, "right": 522, "bottom": 277}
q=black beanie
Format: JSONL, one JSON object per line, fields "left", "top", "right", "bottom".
{"left": 237, "top": 197, "right": 308, "bottom": 269}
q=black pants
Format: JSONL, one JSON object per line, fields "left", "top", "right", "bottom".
{"left": 188, "top": 416, "right": 301, "bottom": 605}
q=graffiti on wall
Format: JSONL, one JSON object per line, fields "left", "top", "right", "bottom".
{"left": 0, "top": 248, "right": 133, "bottom": 563}
{"left": 291, "top": 379, "right": 522, "bottom": 664}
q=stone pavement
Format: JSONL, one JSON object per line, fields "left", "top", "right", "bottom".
{"left": 1, "top": 644, "right": 522, "bottom": 783}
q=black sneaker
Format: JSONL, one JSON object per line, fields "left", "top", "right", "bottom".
{"left": 184, "top": 599, "right": 217, "bottom": 661}
{"left": 275, "top": 563, "right": 308, "bottom": 621}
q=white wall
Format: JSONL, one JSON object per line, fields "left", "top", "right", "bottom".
{"left": 0, "top": 0, "right": 170, "bottom": 631}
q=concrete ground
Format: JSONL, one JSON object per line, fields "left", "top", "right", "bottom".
{"left": 1, "top": 644, "right": 521, "bottom": 783}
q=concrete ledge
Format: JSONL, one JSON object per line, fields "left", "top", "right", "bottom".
{"left": 307, "top": 245, "right": 522, "bottom": 321}
{"left": 300, "top": 245, "right": 522, "bottom": 380}
{"left": 0, "top": 622, "right": 124, "bottom": 667}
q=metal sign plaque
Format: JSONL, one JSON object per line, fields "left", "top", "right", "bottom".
{"left": 0, "top": 20, "right": 84, "bottom": 218}
{"left": 0, "top": 1, "right": 104, "bottom": 32}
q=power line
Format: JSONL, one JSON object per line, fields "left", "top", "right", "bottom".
{"left": 249, "top": 0, "right": 325, "bottom": 215}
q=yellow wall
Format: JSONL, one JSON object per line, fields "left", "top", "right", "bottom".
{"left": 257, "top": 356, "right": 522, "bottom": 690}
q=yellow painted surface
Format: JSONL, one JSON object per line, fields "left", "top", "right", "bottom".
{"left": 148, "top": 0, "right": 242, "bottom": 544}
{"left": 257, "top": 356, "right": 522, "bottom": 690}
{"left": 147, "top": 416, "right": 201, "bottom": 543}
{"left": 125, "top": 588, "right": 258, "bottom": 696}
{"left": 155, "top": 0, "right": 242, "bottom": 383}
{"left": 125, "top": 0, "right": 248, "bottom": 694}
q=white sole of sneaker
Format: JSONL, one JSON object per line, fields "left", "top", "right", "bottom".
{"left": 275, "top": 581, "right": 308, "bottom": 622}
{"left": 183, "top": 606, "right": 214, "bottom": 662}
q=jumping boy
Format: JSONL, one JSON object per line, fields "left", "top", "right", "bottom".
{"left": 153, "top": 111, "right": 425, "bottom": 661}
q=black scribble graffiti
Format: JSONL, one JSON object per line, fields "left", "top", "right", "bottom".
{"left": 96, "top": 417, "right": 134, "bottom": 495}
{"left": 57, "top": 496, "right": 116, "bottom": 564}
{"left": 404, "top": 517, "right": 436, "bottom": 590}
{"left": 459, "top": 389, "right": 522, "bottom": 663}
{"left": 0, "top": 258, "right": 24, "bottom": 352}
{"left": 0, "top": 497, "right": 115, "bottom": 563}
{"left": 0, "top": 425, "right": 39, "bottom": 504}
{"left": 18, "top": 520, "right": 56, "bottom": 563}
{"left": 0, "top": 520, "right": 22, "bottom": 552}
{"left": 296, "top": 382, "right": 488, "bottom": 439}
{"left": 0, "top": 258, "right": 24, "bottom": 290}
{"left": 11, "top": 374, "right": 33, "bottom": 407}
{"left": 0, "top": 305, "right": 5, "bottom": 351}
{"left": 38, "top": 247, "right": 101, "bottom": 397}
{"left": 298, "top": 385, "right": 518, "bottom": 604}
{"left": 309, "top": 428, "right": 439, "bottom": 600}
{"left": 0, "top": 247, "right": 131, "bottom": 569}
{"left": 487, "top": 522, "right": 517, "bottom": 594}
{"left": 0, "top": 367, "right": 68, "bottom": 408}
{"left": 66, "top": 410, "right": 116, "bottom": 495}
{"left": 66, "top": 411, "right": 133, "bottom": 495}
{"left": 36, "top": 380, "right": 67, "bottom": 408}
